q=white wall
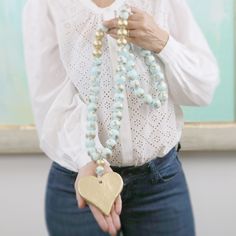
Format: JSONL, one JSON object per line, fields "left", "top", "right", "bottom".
{"left": 0, "top": 152, "right": 236, "bottom": 236}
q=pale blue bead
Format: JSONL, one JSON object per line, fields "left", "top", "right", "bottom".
{"left": 120, "top": 51, "right": 130, "bottom": 60}
{"left": 106, "top": 138, "right": 117, "bottom": 148}
{"left": 113, "top": 101, "right": 123, "bottom": 110}
{"left": 109, "top": 129, "right": 119, "bottom": 138}
{"left": 120, "top": 10, "right": 129, "bottom": 19}
{"left": 88, "top": 94, "right": 97, "bottom": 103}
{"left": 158, "top": 73, "right": 165, "bottom": 80}
{"left": 140, "top": 49, "right": 151, "bottom": 57}
{"left": 88, "top": 102, "right": 97, "bottom": 111}
{"left": 115, "top": 75, "right": 126, "bottom": 84}
{"left": 127, "top": 69, "right": 138, "bottom": 79}
{"left": 115, "top": 85, "right": 125, "bottom": 93}
{"left": 93, "top": 57, "right": 102, "bottom": 66}
{"left": 87, "top": 113, "right": 96, "bottom": 121}
{"left": 152, "top": 99, "right": 161, "bottom": 109}
{"left": 91, "top": 86, "right": 100, "bottom": 93}
{"left": 134, "top": 88, "right": 145, "bottom": 97}
{"left": 101, "top": 148, "right": 112, "bottom": 159}
{"left": 112, "top": 110, "right": 122, "bottom": 120}
{"left": 149, "top": 64, "right": 159, "bottom": 75}
{"left": 91, "top": 151, "right": 100, "bottom": 161}
{"left": 116, "top": 65, "right": 126, "bottom": 73}
{"left": 118, "top": 47, "right": 129, "bottom": 55}
{"left": 159, "top": 92, "right": 168, "bottom": 102}
{"left": 129, "top": 53, "right": 135, "bottom": 60}
{"left": 111, "top": 119, "right": 121, "bottom": 128}
{"left": 130, "top": 79, "right": 140, "bottom": 88}
{"left": 86, "top": 121, "right": 96, "bottom": 130}
{"left": 123, "top": 43, "right": 131, "bottom": 51}
{"left": 85, "top": 139, "right": 95, "bottom": 148}
{"left": 115, "top": 93, "right": 124, "bottom": 101}
{"left": 158, "top": 81, "right": 167, "bottom": 91}
{"left": 86, "top": 130, "right": 96, "bottom": 137}
{"left": 115, "top": 84, "right": 125, "bottom": 92}
{"left": 144, "top": 94, "right": 153, "bottom": 104}
{"left": 86, "top": 124, "right": 96, "bottom": 132}
{"left": 91, "top": 80, "right": 99, "bottom": 88}
{"left": 100, "top": 24, "right": 109, "bottom": 33}
{"left": 87, "top": 147, "right": 96, "bottom": 155}
{"left": 96, "top": 165, "right": 105, "bottom": 176}
{"left": 91, "top": 66, "right": 100, "bottom": 76}
{"left": 119, "top": 56, "right": 128, "bottom": 64}
{"left": 145, "top": 55, "right": 155, "bottom": 65}
{"left": 152, "top": 62, "right": 161, "bottom": 71}
{"left": 125, "top": 60, "right": 135, "bottom": 70}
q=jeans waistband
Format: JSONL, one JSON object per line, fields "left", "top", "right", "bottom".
{"left": 52, "top": 143, "right": 181, "bottom": 176}
{"left": 111, "top": 145, "right": 178, "bottom": 176}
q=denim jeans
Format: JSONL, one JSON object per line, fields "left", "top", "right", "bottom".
{"left": 45, "top": 147, "right": 195, "bottom": 236}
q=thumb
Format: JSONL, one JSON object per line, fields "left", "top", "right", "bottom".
{"left": 75, "top": 179, "right": 87, "bottom": 208}
{"left": 77, "top": 193, "right": 87, "bottom": 208}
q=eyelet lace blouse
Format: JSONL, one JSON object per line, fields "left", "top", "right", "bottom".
{"left": 22, "top": 0, "right": 219, "bottom": 171}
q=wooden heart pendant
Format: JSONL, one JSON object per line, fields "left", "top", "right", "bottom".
{"left": 77, "top": 172, "right": 123, "bottom": 216}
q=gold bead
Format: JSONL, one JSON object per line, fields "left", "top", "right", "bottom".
{"left": 93, "top": 49, "right": 102, "bottom": 57}
{"left": 117, "top": 38, "right": 122, "bottom": 44}
{"left": 117, "top": 29, "right": 123, "bottom": 36}
{"left": 121, "top": 38, "right": 127, "bottom": 44}
{"left": 122, "top": 19, "right": 128, "bottom": 27}
{"left": 95, "top": 30, "right": 104, "bottom": 39}
{"left": 122, "top": 29, "right": 128, "bottom": 36}
{"left": 93, "top": 39, "right": 102, "bottom": 47}
{"left": 118, "top": 19, "right": 123, "bottom": 27}
{"left": 96, "top": 159, "right": 105, "bottom": 166}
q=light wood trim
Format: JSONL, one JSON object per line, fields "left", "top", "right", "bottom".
{"left": 0, "top": 123, "right": 236, "bottom": 154}
{"left": 181, "top": 122, "right": 236, "bottom": 151}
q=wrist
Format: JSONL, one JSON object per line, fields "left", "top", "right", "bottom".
{"left": 153, "top": 29, "right": 169, "bottom": 54}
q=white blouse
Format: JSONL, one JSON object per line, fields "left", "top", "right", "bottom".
{"left": 22, "top": 0, "right": 219, "bottom": 172}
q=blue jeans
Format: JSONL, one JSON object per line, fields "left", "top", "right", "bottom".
{"left": 45, "top": 147, "right": 195, "bottom": 236}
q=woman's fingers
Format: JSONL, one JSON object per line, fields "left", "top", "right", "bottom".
{"left": 103, "top": 18, "right": 138, "bottom": 30}
{"left": 115, "top": 195, "right": 122, "bottom": 215}
{"left": 111, "top": 205, "right": 121, "bottom": 231}
{"left": 76, "top": 193, "right": 86, "bottom": 208}
{"left": 74, "top": 178, "right": 86, "bottom": 208}
{"left": 105, "top": 212, "right": 117, "bottom": 235}
{"left": 89, "top": 205, "right": 109, "bottom": 232}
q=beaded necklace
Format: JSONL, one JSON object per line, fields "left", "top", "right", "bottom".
{"left": 77, "top": 4, "right": 168, "bottom": 216}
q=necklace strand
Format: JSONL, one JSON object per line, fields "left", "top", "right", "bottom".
{"left": 85, "top": 4, "right": 168, "bottom": 176}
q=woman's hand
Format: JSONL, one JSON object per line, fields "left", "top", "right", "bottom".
{"left": 74, "top": 160, "right": 122, "bottom": 236}
{"left": 103, "top": 6, "right": 169, "bottom": 53}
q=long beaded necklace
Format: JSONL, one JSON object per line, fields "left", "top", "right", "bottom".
{"left": 77, "top": 4, "right": 168, "bottom": 216}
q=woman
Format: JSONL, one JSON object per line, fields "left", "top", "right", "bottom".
{"left": 22, "top": 0, "right": 219, "bottom": 235}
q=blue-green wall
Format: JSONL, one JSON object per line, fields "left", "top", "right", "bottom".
{"left": 0, "top": 0, "right": 235, "bottom": 124}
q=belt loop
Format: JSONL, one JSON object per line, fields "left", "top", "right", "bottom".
{"left": 177, "top": 142, "right": 181, "bottom": 153}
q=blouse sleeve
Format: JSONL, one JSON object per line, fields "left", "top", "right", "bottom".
{"left": 157, "top": 0, "right": 220, "bottom": 106}
{"left": 22, "top": 0, "right": 104, "bottom": 170}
